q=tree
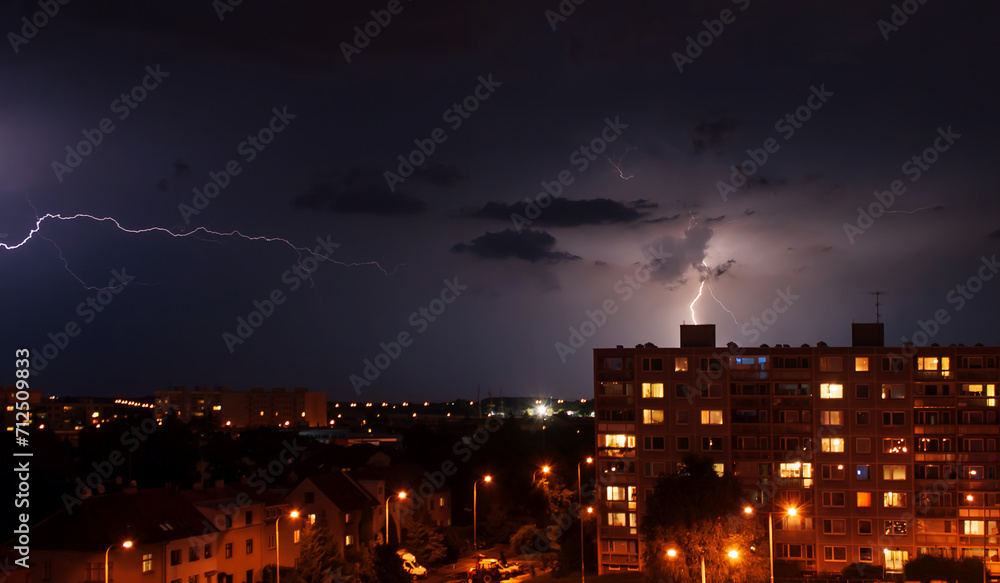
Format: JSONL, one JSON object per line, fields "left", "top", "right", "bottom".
{"left": 403, "top": 509, "right": 448, "bottom": 564}
{"left": 640, "top": 455, "right": 767, "bottom": 583}
{"left": 354, "top": 543, "right": 410, "bottom": 583}
{"left": 296, "top": 516, "right": 345, "bottom": 583}
{"left": 903, "top": 555, "right": 985, "bottom": 583}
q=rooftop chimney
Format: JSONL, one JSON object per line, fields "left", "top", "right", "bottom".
{"left": 680, "top": 324, "right": 716, "bottom": 348}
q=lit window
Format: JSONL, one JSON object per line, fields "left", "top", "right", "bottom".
{"left": 883, "top": 438, "right": 907, "bottom": 454}
{"left": 819, "top": 411, "right": 844, "bottom": 425}
{"left": 883, "top": 465, "right": 906, "bottom": 480}
{"left": 607, "top": 512, "right": 627, "bottom": 527}
{"left": 293, "top": 529, "right": 301, "bottom": 544}
{"left": 674, "top": 357, "right": 688, "bottom": 372}
{"left": 642, "top": 409, "right": 664, "bottom": 424}
{"left": 964, "top": 520, "right": 985, "bottom": 535}
{"left": 881, "top": 384, "right": 905, "bottom": 399}
{"left": 821, "top": 438, "right": 844, "bottom": 453}
{"left": 603, "top": 434, "right": 636, "bottom": 448}
{"left": 142, "top": 554, "right": 153, "bottom": 573}
{"left": 884, "top": 492, "right": 906, "bottom": 508}
{"left": 884, "top": 520, "right": 907, "bottom": 535}
{"left": 857, "top": 492, "right": 872, "bottom": 507}
{"left": 856, "top": 464, "right": 870, "bottom": 480}
{"left": 606, "top": 486, "right": 629, "bottom": 501}
{"left": 641, "top": 383, "right": 664, "bottom": 398}
{"left": 700, "top": 410, "right": 723, "bottom": 425}
{"left": 701, "top": 437, "right": 723, "bottom": 451}
{"left": 819, "top": 383, "right": 843, "bottom": 399}
{"left": 855, "top": 357, "right": 869, "bottom": 372}
{"left": 345, "top": 535, "right": 354, "bottom": 547}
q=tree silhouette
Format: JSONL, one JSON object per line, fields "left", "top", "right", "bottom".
{"left": 640, "top": 455, "right": 767, "bottom": 583}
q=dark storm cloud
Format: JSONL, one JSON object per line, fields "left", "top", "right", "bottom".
{"left": 989, "top": 229, "right": 1000, "bottom": 239}
{"left": 630, "top": 199, "right": 659, "bottom": 210}
{"left": 691, "top": 118, "right": 743, "bottom": 154}
{"left": 451, "top": 229, "right": 580, "bottom": 263}
{"left": 462, "top": 198, "right": 649, "bottom": 227}
{"left": 713, "top": 259, "right": 736, "bottom": 278}
{"left": 643, "top": 214, "right": 681, "bottom": 224}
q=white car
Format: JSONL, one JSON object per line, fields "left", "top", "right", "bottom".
{"left": 397, "top": 550, "right": 428, "bottom": 580}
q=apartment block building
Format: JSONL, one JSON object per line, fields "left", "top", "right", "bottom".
{"left": 594, "top": 323, "right": 1000, "bottom": 578}
{"left": 154, "top": 386, "right": 326, "bottom": 428}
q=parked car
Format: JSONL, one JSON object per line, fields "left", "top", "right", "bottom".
{"left": 397, "top": 550, "right": 428, "bottom": 580}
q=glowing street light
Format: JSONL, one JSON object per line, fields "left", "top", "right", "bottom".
{"left": 474, "top": 476, "right": 492, "bottom": 551}
{"left": 105, "top": 540, "right": 132, "bottom": 583}
{"left": 744, "top": 505, "right": 797, "bottom": 583}
{"left": 385, "top": 492, "right": 407, "bottom": 544}
{"left": 276, "top": 510, "right": 299, "bottom": 583}
{"left": 577, "top": 457, "right": 594, "bottom": 583}
{"left": 728, "top": 550, "right": 740, "bottom": 560}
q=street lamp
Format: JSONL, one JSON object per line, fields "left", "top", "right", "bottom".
{"left": 578, "top": 457, "right": 593, "bottom": 583}
{"left": 474, "top": 476, "right": 492, "bottom": 552}
{"left": 276, "top": 510, "right": 299, "bottom": 583}
{"left": 104, "top": 540, "right": 132, "bottom": 583}
{"left": 969, "top": 494, "right": 988, "bottom": 581}
{"left": 385, "top": 492, "right": 406, "bottom": 545}
{"left": 745, "top": 505, "right": 797, "bottom": 583}
{"left": 667, "top": 546, "right": 738, "bottom": 583}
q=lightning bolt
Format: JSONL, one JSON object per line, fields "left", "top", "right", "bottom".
{"left": 608, "top": 147, "right": 637, "bottom": 181}
{"left": 689, "top": 280, "right": 705, "bottom": 324}
{"left": 708, "top": 283, "right": 739, "bottom": 329}
{"left": 886, "top": 205, "right": 940, "bottom": 214}
{"left": 2, "top": 212, "right": 398, "bottom": 287}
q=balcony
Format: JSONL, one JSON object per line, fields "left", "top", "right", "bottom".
{"left": 731, "top": 371, "right": 769, "bottom": 381}
{"left": 598, "top": 447, "right": 636, "bottom": 458}
{"left": 959, "top": 370, "right": 999, "bottom": 381}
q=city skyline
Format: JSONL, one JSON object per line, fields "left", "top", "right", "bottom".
{"left": 2, "top": 1, "right": 999, "bottom": 401}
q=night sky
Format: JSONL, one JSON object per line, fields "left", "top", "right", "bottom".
{"left": 3, "top": 1, "right": 999, "bottom": 402}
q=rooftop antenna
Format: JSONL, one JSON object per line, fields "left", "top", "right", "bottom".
{"left": 865, "top": 291, "right": 887, "bottom": 323}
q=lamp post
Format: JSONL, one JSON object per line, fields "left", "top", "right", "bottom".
{"left": 532, "top": 466, "right": 551, "bottom": 485}
{"left": 667, "top": 547, "right": 738, "bottom": 583}
{"left": 578, "top": 457, "right": 593, "bottom": 583}
{"left": 473, "top": 476, "right": 492, "bottom": 552}
{"left": 969, "top": 494, "right": 988, "bottom": 582}
{"left": 276, "top": 510, "right": 299, "bottom": 583}
{"left": 104, "top": 540, "right": 132, "bottom": 583}
{"left": 745, "top": 505, "right": 796, "bottom": 583}
{"left": 386, "top": 492, "right": 406, "bottom": 545}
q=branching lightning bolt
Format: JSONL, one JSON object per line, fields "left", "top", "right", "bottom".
{"left": 608, "top": 147, "right": 637, "bottom": 181}
{"left": 708, "top": 283, "right": 739, "bottom": 329}
{"left": 2, "top": 212, "right": 399, "bottom": 287}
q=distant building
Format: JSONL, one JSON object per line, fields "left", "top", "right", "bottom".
{"left": 594, "top": 323, "right": 1000, "bottom": 578}
{"left": 155, "top": 386, "right": 326, "bottom": 428}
